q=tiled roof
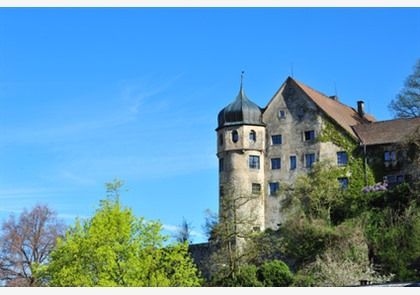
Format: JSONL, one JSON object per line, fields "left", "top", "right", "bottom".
{"left": 290, "top": 77, "right": 377, "bottom": 139}
{"left": 352, "top": 117, "right": 420, "bottom": 146}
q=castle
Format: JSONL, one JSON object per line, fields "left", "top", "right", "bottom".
{"left": 216, "top": 75, "right": 420, "bottom": 232}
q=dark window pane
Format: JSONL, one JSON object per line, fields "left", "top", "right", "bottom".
{"left": 272, "top": 135, "right": 282, "bottom": 145}
{"left": 290, "top": 156, "right": 297, "bottom": 170}
{"left": 249, "top": 156, "right": 260, "bottom": 169}
{"left": 271, "top": 158, "right": 281, "bottom": 169}
{"left": 337, "top": 152, "right": 348, "bottom": 165}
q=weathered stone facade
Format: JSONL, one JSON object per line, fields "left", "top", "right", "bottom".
{"left": 216, "top": 76, "right": 420, "bottom": 233}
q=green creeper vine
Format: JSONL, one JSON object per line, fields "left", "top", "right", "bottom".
{"left": 317, "top": 118, "right": 375, "bottom": 196}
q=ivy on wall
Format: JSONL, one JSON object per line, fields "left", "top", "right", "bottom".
{"left": 317, "top": 118, "right": 375, "bottom": 196}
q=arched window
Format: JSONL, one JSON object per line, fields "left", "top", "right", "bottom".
{"left": 232, "top": 130, "right": 239, "bottom": 143}
{"left": 249, "top": 130, "right": 256, "bottom": 141}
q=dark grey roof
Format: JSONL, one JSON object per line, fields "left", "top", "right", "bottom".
{"left": 217, "top": 86, "right": 264, "bottom": 130}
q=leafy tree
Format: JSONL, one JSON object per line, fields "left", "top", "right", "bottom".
{"left": 0, "top": 204, "right": 65, "bottom": 287}
{"left": 388, "top": 58, "right": 420, "bottom": 118}
{"left": 298, "top": 221, "right": 394, "bottom": 287}
{"left": 363, "top": 183, "right": 420, "bottom": 281}
{"left": 44, "top": 179, "right": 201, "bottom": 287}
{"left": 173, "top": 217, "right": 194, "bottom": 244}
{"left": 281, "top": 160, "right": 349, "bottom": 225}
{"left": 204, "top": 186, "right": 262, "bottom": 285}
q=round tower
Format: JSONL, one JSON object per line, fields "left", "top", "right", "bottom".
{"left": 216, "top": 75, "right": 266, "bottom": 235}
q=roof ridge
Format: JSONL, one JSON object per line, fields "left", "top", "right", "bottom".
{"left": 355, "top": 116, "right": 420, "bottom": 126}
{"left": 291, "top": 77, "right": 359, "bottom": 110}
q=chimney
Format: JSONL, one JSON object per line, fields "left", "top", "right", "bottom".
{"left": 357, "top": 101, "right": 365, "bottom": 119}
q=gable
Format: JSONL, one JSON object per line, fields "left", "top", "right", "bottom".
{"left": 264, "top": 77, "right": 377, "bottom": 140}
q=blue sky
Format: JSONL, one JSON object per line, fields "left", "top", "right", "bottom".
{"left": 1, "top": 7, "right": 419, "bottom": 244}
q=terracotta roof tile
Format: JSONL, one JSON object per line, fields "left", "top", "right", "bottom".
{"left": 352, "top": 117, "right": 420, "bottom": 145}
{"left": 291, "top": 77, "right": 377, "bottom": 139}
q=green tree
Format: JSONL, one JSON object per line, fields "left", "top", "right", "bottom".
{"left": 204, "top": 186, "right": 263, "bottom": 286}
{"left": 281, "top": 160, "right": 348, "bottom": 225}
{"left": 44, "top": 179, "right": 201, "bottom": 287}
{"left": 298, "top": 221, "right": 394, "bottom": 287}
{"left": 363, "top": 182, "right": 420, "bottom": 281}
{"left": 388, "top": 58, "right": 420, "bottom": 118}
{"left": 256, "top": 260, "right": 294, "bottom": 287}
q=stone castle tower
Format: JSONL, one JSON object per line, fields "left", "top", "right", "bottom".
{"left": 216, "top": 74, "right": 266, "bottom": 234}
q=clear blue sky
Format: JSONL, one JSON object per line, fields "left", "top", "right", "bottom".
{"left": 1, "top": 7, "right": 419, "bottom": 244}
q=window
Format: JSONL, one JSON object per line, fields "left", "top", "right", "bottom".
{"left": 279, "top": 110, "right": 286, "bottom": 118}
{"left": 252, "top": 183, "right": 261, "bottom": 194}
{"left": 271, "top": 158, "right": 281, "bottom": 170}
{"left": 337, "top": 152, "right": 348, "bottom": 165}
{"left": 219, "top": 158, "right": 224, "bottom": 172}
{"left": 272, "top": 135, "right": 282, "bottom": 145}
{"left": 386, "top": 175, "right": 405, "bottom": 184}
{"left": 269, "top": 182, "right": 280, "bottom": 196}
{"left": 384, "top": 151, "right": 397, "bottom": 161}
{"left": 297, "top": 108, "right": 305, "bottom": 117}
{"left": 387, "top": 175, "right": 396, "bottom": 183}
{"left": 219, "top": 134, "right": 223, "bottom": 146}
{"left": 305, "top": 153, "right": 315, "bottom": 167}
{"left": 290, "top": 156, "right": 297, "bottom": 170}
{"left": 249, "top": 155, "right": 260, "bottom": 169}
{"left": 232, "top": 130, "right": 238, "bottom": 143}
{"left": 304, "top": 130, "right": 315, "bottom": 141}
{"left": 338, "top": 178, "right": 349, "bottom": 189}
{"left": 249, "top": 130, "right": 256, "bottom": 141}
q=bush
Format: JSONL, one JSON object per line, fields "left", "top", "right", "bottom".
{"left": 257, "top": 260, "right": 294, "bottom": 287}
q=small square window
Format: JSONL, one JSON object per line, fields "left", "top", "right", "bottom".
{"left": 338, "top": 178, "right": 348, "bottom": 189}
{"left": 279, "top": 110, "right": 286, "bottom": 118}
{"left": 271, "top": 158, "right": 281, "bottom": 170}
{"left": 337, "top": 152, "right": 348, "bottom": 165}
{"left": 290, "top": 156, "right": 297, "bottom": 170}
{"left": 249, "top": 156, "right": 260, "bottom": 169}
{"left": 397, "top": 175, "right": 404, "bottom": 183}
{"left": 269, "top": 182, "right": 280, "bottom": 196}
{"left": 272, "top": 135, "right": 282, "bottom": 145}
{"left": 305, "top": 153, "right": 315, "bottom": 167}
{"left": 304, "top": 131, "right": 315, "bottom": 141}
{"left": 252, "top": 183, "right": 261, "bottom": 194}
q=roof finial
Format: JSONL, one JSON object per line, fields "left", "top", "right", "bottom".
{"left": 241, "top": 71, "right": 244, "bottom": 90}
